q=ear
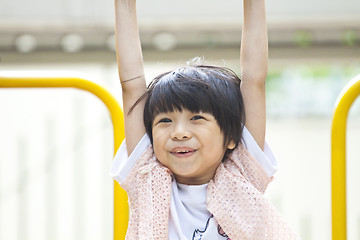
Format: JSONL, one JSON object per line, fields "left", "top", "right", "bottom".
{"left": 226, "top": 140, "right": 236, "bottom": 150}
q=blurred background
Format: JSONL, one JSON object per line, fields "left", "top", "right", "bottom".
{"left": 1, "top": 0, "right": 360, "bottom": 239}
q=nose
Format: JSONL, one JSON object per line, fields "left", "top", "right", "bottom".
{"left": 171, "top": 122, "right": 191, "bottom": 141}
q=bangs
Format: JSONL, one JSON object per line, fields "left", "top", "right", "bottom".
{"left": 147, "top": 76, "right": 216, "bottom": 116}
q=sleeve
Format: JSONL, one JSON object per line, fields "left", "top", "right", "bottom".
{"left": 110, "top": 134, "right": 151, "bottom": 184}
{"left": 241, "top": 127, "right": 278, "bottom": 177}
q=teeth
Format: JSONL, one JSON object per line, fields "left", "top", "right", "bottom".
{"left": 177, "top": 150, "right": 189, "bottom": 153}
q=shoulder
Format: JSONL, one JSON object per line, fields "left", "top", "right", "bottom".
{"left": 241, "top": 126, "right": 278, "bottom": 177}
{"left": 110, "top": 134, "right": 172, "bottom": 193}
{"left": 110, "top": 134, "right": 151, "bottom": 184}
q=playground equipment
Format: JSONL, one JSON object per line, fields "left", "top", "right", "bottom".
{"left": 1, "top": 72, "right": 360, "bottom": 239}
{"left": 331, "top": 73, "right": 360, "bottom": 240}
{"left": 0, "top": 75, "right": 128, "bottom": 240}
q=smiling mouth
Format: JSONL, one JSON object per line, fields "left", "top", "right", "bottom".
{"left": 170, "top": 148, "right": 196, "bottom": 157}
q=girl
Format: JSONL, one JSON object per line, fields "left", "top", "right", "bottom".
{"left": 111, "top": 0, "right": 300, "bottom": 239}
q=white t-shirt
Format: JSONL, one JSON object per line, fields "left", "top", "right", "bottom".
{"left": 110, "top": 127, "right": 278, "bottom": 240}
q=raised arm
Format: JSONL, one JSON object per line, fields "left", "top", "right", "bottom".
{"left": 240, "top": 0, "right": 268, "bottom": 149}
{"left": 114, "top": 0, "right": 147, "bottom": 154}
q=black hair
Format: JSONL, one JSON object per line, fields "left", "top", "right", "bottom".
{"left": 131, "top": 63, "right": 245, "bottom": 153}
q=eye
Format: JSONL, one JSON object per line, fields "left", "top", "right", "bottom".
{"left": 153, "top": 114, "right": 173, "bottom": 126}
{"left": 158, "top": 118, "right": 172, "bottom": 123}
{"left": 191, "top": 115, "right": 205, "bottom": 121}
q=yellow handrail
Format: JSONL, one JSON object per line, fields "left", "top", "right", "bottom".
{"left": 0, "top": 76, "right": 128, "bottom": 240}
{"left": 331, "top": 74, "right": 360, "bottom": 240}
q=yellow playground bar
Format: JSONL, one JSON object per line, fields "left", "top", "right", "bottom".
{"left": 0, "top": 76, "right": 128, "bottom": 239}
{"left": 331, "top": 73, "right": 360, "bottom": 240}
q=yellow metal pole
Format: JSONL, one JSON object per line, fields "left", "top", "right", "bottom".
{"left": 0, "top": 76, "right": 128, "bottom": 240}
{"left": 331, "top": 74, "right": 360, "bottom": 240}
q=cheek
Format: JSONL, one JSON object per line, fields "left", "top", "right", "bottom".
{"left": 152, "top": 143, "right": 168, "bottom": 168}
{"left": 151, "top": 133, "right": 166, "bottom": 160}
{"left": 152, "top": 129, "right": 164, "bottom": 147}
{"left": 203, "top": 134, "right": 227, "bottom": 157}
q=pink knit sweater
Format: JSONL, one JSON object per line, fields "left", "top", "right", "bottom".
{"left": 121, "top": 143, "right": 300, "bottom": 239}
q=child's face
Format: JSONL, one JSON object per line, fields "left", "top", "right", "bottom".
{"left": 152, "top": 109, "right": 235, "bottom": 185}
